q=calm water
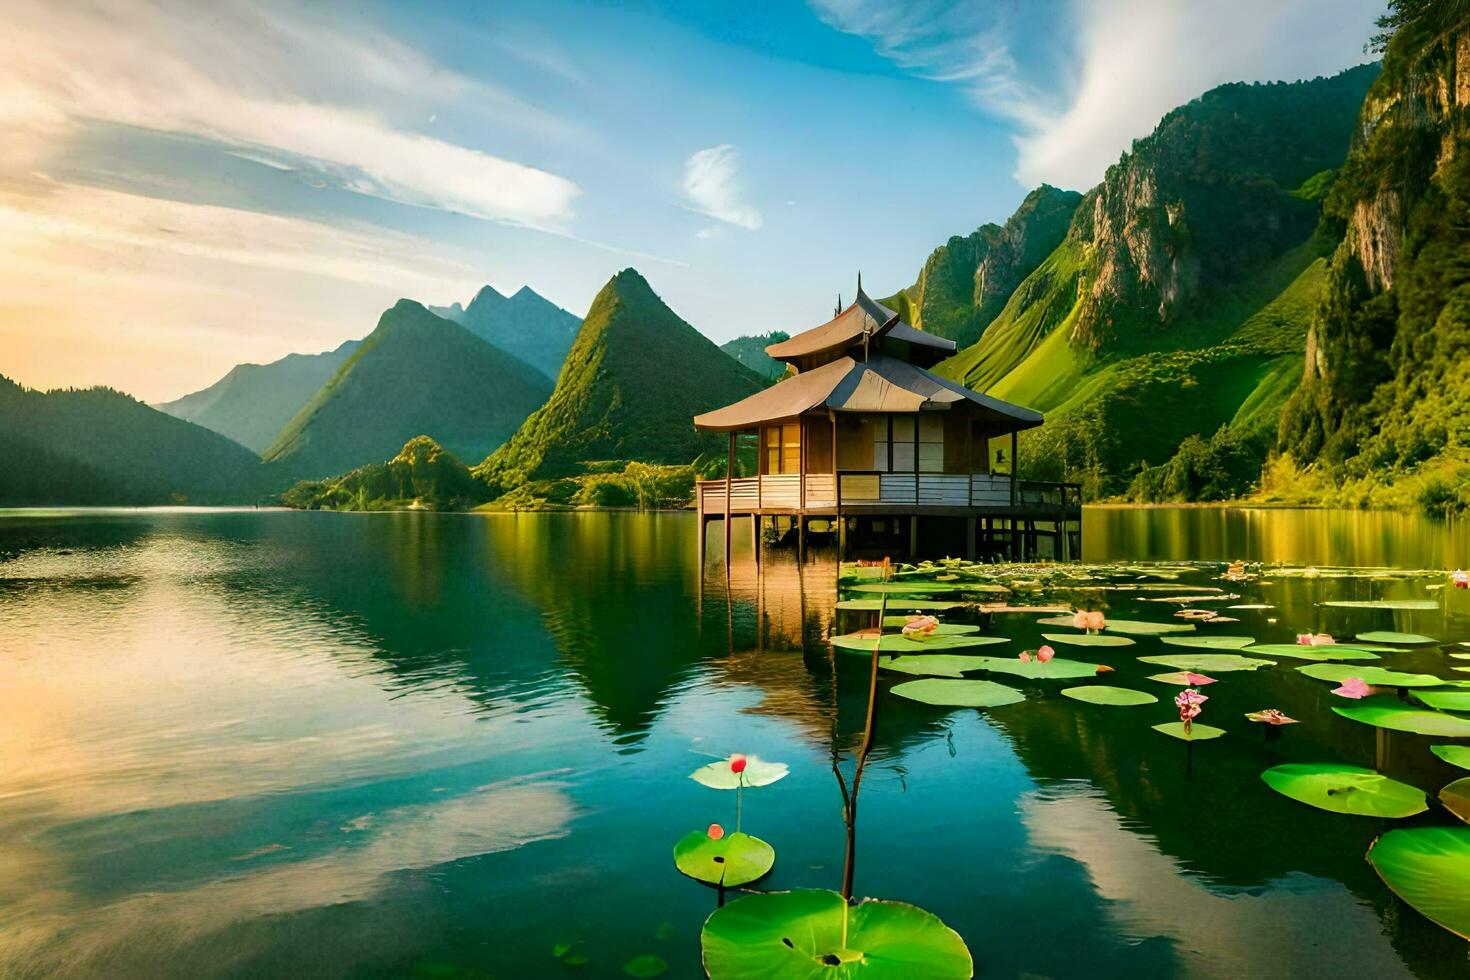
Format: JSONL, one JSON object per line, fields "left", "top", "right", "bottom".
{"left": 2, "top": 507, "right": 1469, "bottom": 978}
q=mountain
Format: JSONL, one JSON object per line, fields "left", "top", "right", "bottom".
{"left": 432, "top": 284, "right": 581, "bottom": 380}
{"left": 262, "top": 300, "right": 552, "bottom": 479}
{"left": 280, "top": 435, "right": 491, "bottom": 510}
{"left": 925, "top": 63, "right": 1379, "bottom": 499}
{"left": 474, "top": 269, "right": 765, "bottom": 494}
{"left": 720, "top": 331, "right": 790, "bottom": 382}
{"left": 884, "top": 184, "right": 1083, "bottom": 349}
{"left": 1274, "top": 2, "right": 1470, "bottom": 512}
{"left": 0, "top": 375, "right": 266, "bottom": 505}
{"left": 155, "top": 340, "right": 361, "bottom": 453}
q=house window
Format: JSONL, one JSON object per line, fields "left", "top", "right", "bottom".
{"left": 919, "top": 413, "right": 944, "bottom": 472}
{"left": 890, "top": 416, "right": 915, "bottom": 471}
{"left": 763, "top": 423, "right": 801, "bottom": 474}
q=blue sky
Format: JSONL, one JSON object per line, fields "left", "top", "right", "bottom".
{"left": 0, "top": 0, "right": 1382, "bottom": 401}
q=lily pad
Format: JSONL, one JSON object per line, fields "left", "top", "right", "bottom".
{"left": 674, "top": 830, "right": 775, "bottom": 887}
{"left": 1147, "top": 672, "right": 1218, "bottom": 686}
{"left": 880, "top": 618, "right": 980, "bottom": 634}
{"left": 1440, "top": 779, "right": 1470, "bottom": 824}
{"left": 1333, "top": 699, "right": 1470, "bottom": 737}
{"left": 830, "top": 632, "right": 1008, "bottom": 655}
{"left": 877, "top": 655, "right": 990, "bottom": 677}
{"left": 1041, "top": 632, "right": 1135, "bottom": 648}
{"left": 1242, "top": 644, "right": 1382, "bottom": 662}
{"left": 690, "top": 756, "right": 789, "bottom": 790}
{"left": 623, "top": 954, "right": 668, "bottom": 977}
{"left": 701, "top": 888, "right": 973, "bottom": 978}
{"left": 1418, "top": 690, "right": 1470, "bottom": 711}
{"left": 1159, "top": 635, "right": 1256, "bottom": 649}
{"left": 1035, "top": 616, "right": 1195, "bottom": 635}
{"left": 1061, "top": 686, "right": 1157, "bottom": 706}
{"left": 836, "top": 599, "right": 962, "bottom": 612}
{"left": 971, "top": 656, "right": 1105, "bottom": 680}
{"left": 1358, "top": 630, "right": 1437, "bottom": 645}
{"left": 1368, "top": 828, "right": 1470, "bottom": 939}
{"left": 1260, "top": 764, "right": 1428, "bottom": 818}
{"left": 1296, "top": 664, "right": 1443, "bottom": 688}
{"left": 1152, "top": 722, "right": 1226, "bottom": 741}
{"left": 1433, "top": 745, "right": 1470, "bottom": 770}
{"left": 1324, "top": 599, "right": 1439, "bottom": 610}
{"left": 1138, "top": 653, "right": 1275, "bottom": 672}
{"left": 848, "top": 582, "right": 961, "bottom": 595}
{"left": 890, "top": 678, "right": 1025, "bottom": 707}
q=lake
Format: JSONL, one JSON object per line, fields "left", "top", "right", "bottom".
{"left": 2, "top": 507, "right": 1469, "bottom": 978}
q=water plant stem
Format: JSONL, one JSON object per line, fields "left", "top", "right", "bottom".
{"left": 841, "top": 591, "right": 887, "bottom": 902}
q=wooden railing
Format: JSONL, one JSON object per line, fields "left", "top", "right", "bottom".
{"left": 696, "top": 473, "right": 1082, "bottom": 514}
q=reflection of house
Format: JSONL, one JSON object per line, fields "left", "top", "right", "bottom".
{"left": 694, "top": 281, "right": 1080, "bottom": 560}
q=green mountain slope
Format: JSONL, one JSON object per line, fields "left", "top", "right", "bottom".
{"left": 155, "top": 339, "right": 361, "bottom": 453}
{"left": 433, "top": 284, "right": 582, "bottom": 380}
{"left": 1276, "top": 2, "right": 1470, "bottom": 511}
{"left": 0, "top": 375, "right": 266, "bottom": 504}
{"left": 475, "top": 269, "right": 764, "bottom": 494}
{"left": 262, "top": 301, "right": 552, "bottom": 479}
{"left": 281, "top": 435, "right": 491, "bottom": 510}
{"left": 885, "top": 184, "right": 1083, "bottom": 349}
{"left": 720, "top": 331, "right": 790, "bottom": 383}
{"left": 928, "top": 64, "right": 1378, "bottom": 498}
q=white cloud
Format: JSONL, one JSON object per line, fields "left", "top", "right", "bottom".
{"left": 811, "top": 0, "right": 1381, "bottom": 190}
{"left": 682, "top": 144, "right": 763, "bottom": 231}
{"left": 0, "top": 0, "right": 581, "bottom": 227}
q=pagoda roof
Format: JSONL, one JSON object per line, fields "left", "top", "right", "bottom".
{"left": 692, "top": 354, "right": 1042, "bottom": 432}
{"left": 764, "top": 287, "right": 955, "bottom": 366}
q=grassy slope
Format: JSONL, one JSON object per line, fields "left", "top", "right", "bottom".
{"left": 263, "top": 301, "right": 552, "bottom": 479}
{"left": 474, "top": 269, "right": 764, "bottom": 493}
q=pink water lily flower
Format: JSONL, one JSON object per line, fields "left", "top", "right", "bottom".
{"left": 1331, "top": 678, "right": 1380, "bottom": 700}
{"left": 1296, "top": 632, "right": 1336, "bottom": 646}
{"left": 1019, "top": 651, "right": 1032, "bottom": 663}
{"left": 1072, "top": 610, "right": 1106, "bottom": 632}
{"left": 1454, "top": 569, "right": 1469, "bottom": 590}
{"left": 902, "top": 615, "right": 940, "bottom": 639}
{"left": 1175, "top": 688, "right": 1208, "bottom": 733}
{"left": 707, "top": 823, "right": 726, "bottom": 840}
{"left": 1037, "top": 645, "right": 1056, "bottom": 663}
{"left": 1245, "top": 708, "right": 1299, "bottom": 725}
{"left": 729, "top": 754, "right": 748, "bottom": 774}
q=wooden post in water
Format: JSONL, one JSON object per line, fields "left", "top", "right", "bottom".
{"left": 1010, "top": 430, "right": 1019, "bottom": 560}
{"left": 724, "top": 431, "right": 734, "bottom": 565}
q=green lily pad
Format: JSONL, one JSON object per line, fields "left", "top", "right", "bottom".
{"left": 1368, "top": 828, "right": 1470, "bottom": 939}
{"left": 877, "top": 655, "right": 990, "bottom": 677}
{"left": 848, "top": 582, "right": 961, "bottom": 595}
{"left": 1034, "top": 616, "right": 1195, "bottom": 635}
{"left": 623, "top": 954, "right": 668, "bottom": 977}
{"left": 1358, "top": 631, "right": 1437, "bottom": 645}
{"left": 1324, "top": 599, "right": 1439, "bottom": 610}
{"left": 690, "top": 756, "right": 789, "bottom": 790}
{"left": 1260, "top": 764, "right": 1428, "bottom": 818}
{"left": 971, "top": 655, "right": 1105, "bottom": 680}
{"left": 1061, "top": 686, "right": 1157, "bottom": 706}
{"left": 1296, "top": 664, "right": 1443, "bottom": 688}
{"left": 890, "top": 678, "right": 1025, "bottom": 707}
{"left": 1451, "top": 654, "right": 1470, "bottom": 661}
{"left": 700, "top": 888, "right": 973, "bottom": 978}
{"left": 1333, "top": 699, "right": 1470, "bottom": 737}
{"left": 673, "top": 830, "right": 775, "bottom": 887}
{"left": 1440, "top": 779, "right": 1470, "bottom": 824}
{"left": 1152, "top": 722, "right": 1226, "bottom": 741}
{"left": 1159, "top": 635, "right": 1257, "bottom": 649}
{"left": 1433, "top": 745, "right": 1470, "bottom": 769}
{"left": 1041, "top": 632, "right": 1136, "bottom": 648}
{"left": 830, "top": 633, "right": 1008, "bottom": 654}
{"left": 836, "top": 599, "right": 962, "bottom": 612}
{"left": 1138, "top": 654, "right": 1275, "bottom": 672}
{"left": 1242, "top": 644, "right": 1382, "bottom": 662}
{"left": 1418, "top": 690, "right": 1470, "bottom": 711}
{"left": 880, "top": 618, "right": 979, "bottom": 634}
{"left": 1147, "top": 672, "right": 1217, "bottom": 686}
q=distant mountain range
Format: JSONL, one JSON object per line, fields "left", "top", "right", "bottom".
{"left": 262, "top": 300, "right": 552, "bottom": 479}
{"left": 720, "top": 331, "right": 790, "bottom": 383}
{"left": 0, "top": 375, "right": 265, "bottom": 504}
{"left": 155, "top": 340, "right": 361, "bottom": 454}
{"left": 475, "top": 269, "right": 764, "bottom": 494}
{"left": 431, "top": 284, "right": 581, "bottom": 381}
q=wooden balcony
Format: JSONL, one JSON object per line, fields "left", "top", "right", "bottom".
{"left": 695, "top": 472, "right": 1081, "bottom": 517}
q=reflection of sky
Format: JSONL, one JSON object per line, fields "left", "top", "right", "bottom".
{"left": 1021, "top": 783, "right": 1410, "bottom": 978}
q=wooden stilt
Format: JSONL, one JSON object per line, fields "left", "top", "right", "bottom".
{"left": 909, "top": 515, "right": 918, "bottom": 561}
{"left": 965, "top": 516, "right": 977, "bottom": 561}
{"left": 724, "top": 432, "right": 734, "bottom": 566}
{"left": 838, "top": 515, "right": 848, "bottom": 560}
{"left": 753, "top": 514, "right": 761, "bottom": 566}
